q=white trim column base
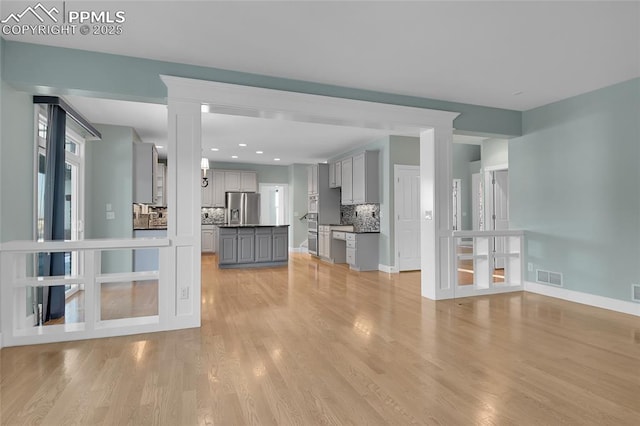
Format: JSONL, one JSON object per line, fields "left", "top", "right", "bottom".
{"left": 525, "top": 281, "right": 640, "bottom": 317}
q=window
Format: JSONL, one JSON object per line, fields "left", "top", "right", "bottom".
{"left": 35, "top": 106, "right": 85, "bottom": 295}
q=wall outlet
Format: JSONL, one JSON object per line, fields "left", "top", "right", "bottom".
{"left": 180, "top": 287, "right": 189, "bottom": 300}
{"left": 106, "top": 211, "right": 115, "bottom": 220}
{"left": 528, "top": 262, "right": 533, "bottom": 272}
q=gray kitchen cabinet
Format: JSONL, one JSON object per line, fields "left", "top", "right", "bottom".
{"left": 218, "top": 226, "right": 289, "bottom": 268}
{"left": 308, "top": 164, "right": 318, "bottom": 195}
{"left": 201, "top": 225, "right": 215, "bottom": 253}
{"left": 212, "top": 225, "right": 219, "bottom": 254}
{"left": 341, "top": 151, "right": 379, "bottom": 205}
{"left": 255, "top": 228, "right": 273, "bottom": 262}
{"left": 272, "top": 228, "right": 289, "bottom": 261}
{"left": 212, "top": 170, "right": 225, "bottom": 207}
{"left": 345, "top": 232, "right": 379, "bottom": 271}
{"left": 218, "top": 228, "right": 238, "bottom": 264}
{"left": 240, "top": 171, "right": 258, "bottom": 192}
{"left": 238, "top": 228, "right": 255, "bottom": 263}
{"left": 133, "top": 142, "right": 158, "bottom": 204}
{"left": 225, "top": 171, "right": 242, "bottom": 192}
{"left": 201, "top": 169, "right": 213, "bottom": 207}
{"left": 329, "top": 161, "right": 342, "bottom": 188}
{"left": 341, "top": 157, "right": 353, "bottom": 204}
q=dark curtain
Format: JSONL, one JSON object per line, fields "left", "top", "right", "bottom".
{"left": 40, "top": 105, "right": 67, "bottom": 321}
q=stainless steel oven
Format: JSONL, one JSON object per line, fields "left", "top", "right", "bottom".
{"left": 307, "top": 213, "right": 318, "bottom": 233}
{"left": 308, "top": 231, "right": 318, "bottom": 255}
{"left": 308, "top": 195, "right": 318, "bottom": 214}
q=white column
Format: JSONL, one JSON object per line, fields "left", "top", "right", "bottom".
{"left": 166, "top": 99, "right": 201, "bottom": 329}
{"left": 420, "top": 125, "right": 454, "bottom": 300}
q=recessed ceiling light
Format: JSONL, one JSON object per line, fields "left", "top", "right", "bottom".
{"left": 256, "top": 151, "right": 263, "bottom": 154}
{"left": 239, "top": 143, "right": 247, "bottom": 147}
{"left": 274, "top": 158, "right": 280, "bottom": 161}
{"left": 231, "top": 155, "right": 238, "bottom": 159}
{"left": 210, "top": 148, "right": 219, "bottom": 151}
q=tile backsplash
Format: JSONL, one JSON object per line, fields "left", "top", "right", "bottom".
{"left": 341, "top": 204, "right": 380, "bottom": 232}
{"left": 202, "top": 207, "right": 225, "bottom": 225}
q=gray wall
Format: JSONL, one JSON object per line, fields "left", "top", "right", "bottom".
{"left": 452, "top": 144, "right": 481, "bottom": 230}
{"left": 288, "top": 164, "right": 309, "bottom": 249}
{"left": 482, "top": 138, "right": 508, "bottom": 169}
{"left": 0, "top": 81, "right": 34, "bottom": 243}
{"left": 3, "top": 40, "right": 522, "bottom": 137}
{"left": 510, "top": 78, "right": 640, "bottom": 302}
{"left": 85, "top": 124, "right": 134, "bottom": 273}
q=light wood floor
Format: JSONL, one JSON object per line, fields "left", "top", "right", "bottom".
{"left": 2, "top": 253, "right": 639, "bottom": 425}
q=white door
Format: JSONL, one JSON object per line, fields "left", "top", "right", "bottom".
{"left": 259, "top": 184, "right": 289, "bottom": 226}
{"left": 493, "top": 170, "right": 509, "bottom": 268}
{"left": 394, "top": 165, "right": 421, "bottom": 271}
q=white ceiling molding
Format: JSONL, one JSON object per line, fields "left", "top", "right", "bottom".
{"left": 161, "top": 75, "right": 459, "bottom": 135}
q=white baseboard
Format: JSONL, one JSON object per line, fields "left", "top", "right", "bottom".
{"left": 525, "top": 281, "right": 640, "bottom": 317}
{"left": 289, "top": 247, "right": 308, "bottom": 253}
{"left": 378, "top": 264, "right": 399, "bottom": 273}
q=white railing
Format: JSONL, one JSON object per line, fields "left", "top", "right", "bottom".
{"left": 452, "top": 230, "right": 524, "bottom": 297}
{"left": 0, "top": 238, "right": 170, "bottom": 347}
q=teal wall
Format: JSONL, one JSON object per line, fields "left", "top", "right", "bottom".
{"left": 2, "top": 40, "right": 522, "bottom": 137}
{"left": 210, "top": 161, "right": 289, "bottom": 184}
{"left": 510, "top": 78, "right": 640, "bottom": 302}
{"left": 0, "top": 81, "right": 34, "bottom": 243}
{"left": 452, "top": 144, "right": 481, "bottom": 231}
{"left": 482, "top": 138, "right": 508, "bottom": 169}
{"left": 288, "top": 164, "right": 309, "bottom": 249}
{"left": 85, "top": 124, "right": 134, "bottom": 273}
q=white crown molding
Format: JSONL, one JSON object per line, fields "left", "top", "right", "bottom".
{"left": 160, "top": 75, "right": 459, "bottom": 134}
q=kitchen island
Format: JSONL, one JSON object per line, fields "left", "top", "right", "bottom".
{"left": 218, "top": 225, "right": 289, "bottom": 269}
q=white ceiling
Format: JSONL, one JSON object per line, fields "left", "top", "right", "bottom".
{"left": 6, "top": 1, "right": 639, "bottom": 165}
{"left": 2, "top": 1, "right": 638, "bottom": 111}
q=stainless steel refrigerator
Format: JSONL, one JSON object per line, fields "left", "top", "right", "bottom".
{"left": 226, "top": 192, "right": 261, "bottom": 225}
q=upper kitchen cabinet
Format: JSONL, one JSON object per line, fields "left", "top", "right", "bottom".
{"left": 240, "top": 171, "right": 257, "bottom": 192}
{"left": 308, "top": 164, "right": 319, "bottom": 195}
{"left": 224, "top": 170, "right": 257, "bottom": 192}
{"left": 212, "top": 170, "right": 225, "bottom": 207}
{"left": 341, "top": 151, "right": 379, "bottom": 205}
{"left": 329, "top": 161, "right": 342, "bottom": 188}
{"left": 340, "top": 157, "right": 353, "bottom": 204}
{"left": 133, "top": 142, "right": 158, "bottom": 204}
{"left": 201, "top": 169, "right": 213, "bottom": 207}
